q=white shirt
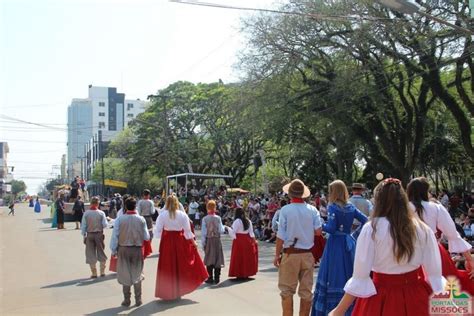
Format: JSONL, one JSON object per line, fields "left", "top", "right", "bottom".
{"left": 409, "top": 201, "right": 471, "bottom": 253}
{"left": 153, "top": 210, "right": 194, "bottom": 240}
{"left": 344, "top": 217, "right": 445, "bottom": 298}
{"left": 189, "top": 201, "right": 199, "bottom": 215}
{"left": 228, "top": 218, "right": 255, "bottom": 239}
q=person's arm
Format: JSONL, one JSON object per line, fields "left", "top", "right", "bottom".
{"left": 201, "top": 217, "right": 207, "bottom": 249}
{"left": 101, "top": 212, "right": 108, "bottom": 228}
{"left": 313, "top": 208, "right": 323, "bottom": 236}
{"left": 271, "top": 211, "right": 279, "bottom": 233}
{"left": 182, "top": 212, "right": 196, "bottom": 241}
{"left": 332, "top": 224, "right": 376, "bottom": 315}
{"left": 354, "top": 207, "right": 369, "bottom": 226}
{"left": 153, "top": 212, "right": 164, "bottom": 239}
{"left": 248, "top": 221, "right": 256, "bottom": 238}
{"left": 275, "top": 210, "right": 287, "bottom": 267}
{"left": 274, "top": 237, "right": 283, "bottom": 267}
{"left": 218, "top": 216, "right": 226, "bottom": 234}
{"left": 422, "top": 224, "right": 446, "bottom": 293}
{"left": 109, "top": 217, "right": 120, "bottom": 255}
{"left": 81, "top": 213, "right": 88, "bottom": 237}
{"left": 436, "top": 204, "right": 473, "bottom": 271}
{"left": 143, "top": 218, "right": 150, "bottom": 241}
{"left": 328, "top": 294, "right": 357, "bottom": 316}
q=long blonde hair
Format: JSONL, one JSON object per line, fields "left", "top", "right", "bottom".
{"left": 165, "top": 195, "right": 179, "bottom": 219}
{"left": 328, "top": 180, "right": 349, "bottom": 205}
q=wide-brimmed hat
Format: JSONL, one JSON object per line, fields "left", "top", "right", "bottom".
{"left": 283, "top": 179, "right": 311, "bottom": 199}
{"left": 352, "top": 183, "right": 365, "bottom": 190}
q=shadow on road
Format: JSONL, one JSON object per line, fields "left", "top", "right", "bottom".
{"left": 210, "top": 278, "right": 254, "bottom": 289}
{"left": 38, "top": 218, "right": 52, "bottom": 223}
{"left": 87, "top": 298, "right": 198, "bottom": 315}
{"left": 259, "top": 267, "right": 278, "bottom": 273}
{"left": 41, "top": 274, "right": 116, "bottom": 289}
{"left": 84, "top": 306, "right": 129, "bottom": 316}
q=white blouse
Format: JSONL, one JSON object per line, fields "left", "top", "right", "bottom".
{"left": 409, "top": 201, "right": 471, "bottom": 253}
{"left": 153, "top": 210, "right": 194, "bottom": 240}
{"left": 228, "top": 218, "right": 255, "bottom": 239}
{"left": 344, "top": 217, "right": 445, "bottom": 298}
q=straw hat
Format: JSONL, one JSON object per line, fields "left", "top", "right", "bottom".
{"left": 283, "top": 179, "right": 311, "bottom": 199}
{"left": 352, "top": 183, "right": 365, "bottom": 190}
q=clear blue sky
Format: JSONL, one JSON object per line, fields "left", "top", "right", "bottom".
{"left": 0, "top": 0, "right": 276, "bottom": 194}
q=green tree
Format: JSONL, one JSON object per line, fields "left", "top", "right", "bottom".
{"left": 11, "top": 179, "right": 27, "bottom": 197}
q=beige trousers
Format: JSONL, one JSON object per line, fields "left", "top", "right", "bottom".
{"left": 278, "top": 252, "right": 315, "bottom": 301}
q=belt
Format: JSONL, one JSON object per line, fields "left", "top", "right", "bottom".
{"left": 283, "top": 247, "right": 312, "bottom": 254}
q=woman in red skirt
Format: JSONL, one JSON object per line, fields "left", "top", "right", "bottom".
{"left": 153, "top": 195, "right": 208, "bottom": 300}
{"left": 228, "top": 207, "right": 258, "bottom": 279}
{"left": 329, "top": 178, "right": 446, "bottom": 316}
{"left": 407, "top": 177, "right": 474, "bottom": 294}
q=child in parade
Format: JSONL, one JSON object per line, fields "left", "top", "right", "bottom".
{"left": 228, "top": 207, "right": 259, "bottom": 279}
{"left": 81, "top": 196, "right": 108, "bottom": 278}
{"left": 201, "top": 200, "right": 226, "bottom": 284}
{"left": 153, "top": 195, "right": 208, "bottom": 300}
{"left": 329, "top": 178, "right": 445, "bottom": 316}
{"left": 312, "top": 180, "right": 368, "bottom": 316}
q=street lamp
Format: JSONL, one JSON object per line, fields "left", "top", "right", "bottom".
{"left": 377, "top": 0, "right": 474, "bottom": 35}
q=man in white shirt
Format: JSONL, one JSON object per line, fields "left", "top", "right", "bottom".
{"left": 137, "top": 189, "right": 155, "bottom": 238}
{"left": 189, "top": 198, "right": 200, "bottom": 226}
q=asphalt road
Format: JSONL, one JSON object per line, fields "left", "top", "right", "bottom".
{"left": 0, "top": 203, "right": 290, "bottom": 315}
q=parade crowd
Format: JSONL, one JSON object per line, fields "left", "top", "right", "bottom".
{"left": 48, "top": 176, "right": 474, "bottom": 316}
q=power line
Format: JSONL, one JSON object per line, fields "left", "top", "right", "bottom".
{"left": 170, "top": 0, "right": 394, "bottom": 22}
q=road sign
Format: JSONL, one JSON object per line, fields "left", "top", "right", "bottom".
{"left": 104, "top": 179, "right": 127, "bottom": 188}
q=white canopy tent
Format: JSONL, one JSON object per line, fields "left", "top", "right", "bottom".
{"left": 166, "top": 173, "right": 233, "bottom": 196}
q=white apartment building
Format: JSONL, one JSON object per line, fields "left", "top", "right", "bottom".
{"left": 67, "top": 85, "right": 146, "bottom": 180}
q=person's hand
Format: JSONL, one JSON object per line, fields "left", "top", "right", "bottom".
{"left": 83, "top": 237, "right": 87, "bottom": 245}
{"left": 328, "top": 307, "right": 344, "bottom": 316}
{"left": 273, "top": 255, "right": 280, "bottom": 268}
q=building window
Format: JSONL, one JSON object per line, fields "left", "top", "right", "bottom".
{"left": 98, "top": 122, "right": 105, "bottom": 128}
{"left": 127, "top": 113, "right": 134, "bottom": 118}
{"left": 127, "top": 103, "right": 134, "bottom": 110}
{"left": 99, "top": 102, "right": 105, "bottom": 107}
{"left": 99, "top": 112, "right": 105, "bottom": 117}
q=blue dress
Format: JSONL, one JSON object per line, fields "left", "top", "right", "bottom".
{"left": 34, "top": 201, "right": 41, "bottom": 213}
{"left": 311, "top": 203, "right": 368, "bottom": 316}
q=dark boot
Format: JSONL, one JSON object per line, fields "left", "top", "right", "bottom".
{"left": 205, "top": 266, "right": 214, "bottom": 284}
{"left": 134, "top": 282, "right": 142, "bottom": 307}
{"left": 121, "top": 285, "right": 131, "bottom": 307}
{"left": 214, "top": 268, "right": 221, "bottom": 284}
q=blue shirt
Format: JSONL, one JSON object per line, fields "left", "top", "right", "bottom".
{"left": 277, "top": 202, "right": 322, "bottom": 249}
{"left": 349, "top": 195, "right": 373, "bottom": 217}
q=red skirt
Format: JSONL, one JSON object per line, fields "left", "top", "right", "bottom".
{"left": 228, "top": 233, "right": 258, "bottom": 278}
{"left": 311, "top": 235, "right": 326, "bottom": 263}
{"left": 353, "top": 268, "right": 432, "bottom": 316}
{"left": 437, "top": 243, "right": 474, "bottom": 295}
{"left": 155, "top": 230, "right": 208, "bottom": 300}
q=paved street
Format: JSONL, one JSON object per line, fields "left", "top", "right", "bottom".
{"left": 0, "top": 203, "right": 284, "bottom": 315}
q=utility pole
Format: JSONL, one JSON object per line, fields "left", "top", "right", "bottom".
{"left": 99, "top": 131, "right": 105, "bottom": 197}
